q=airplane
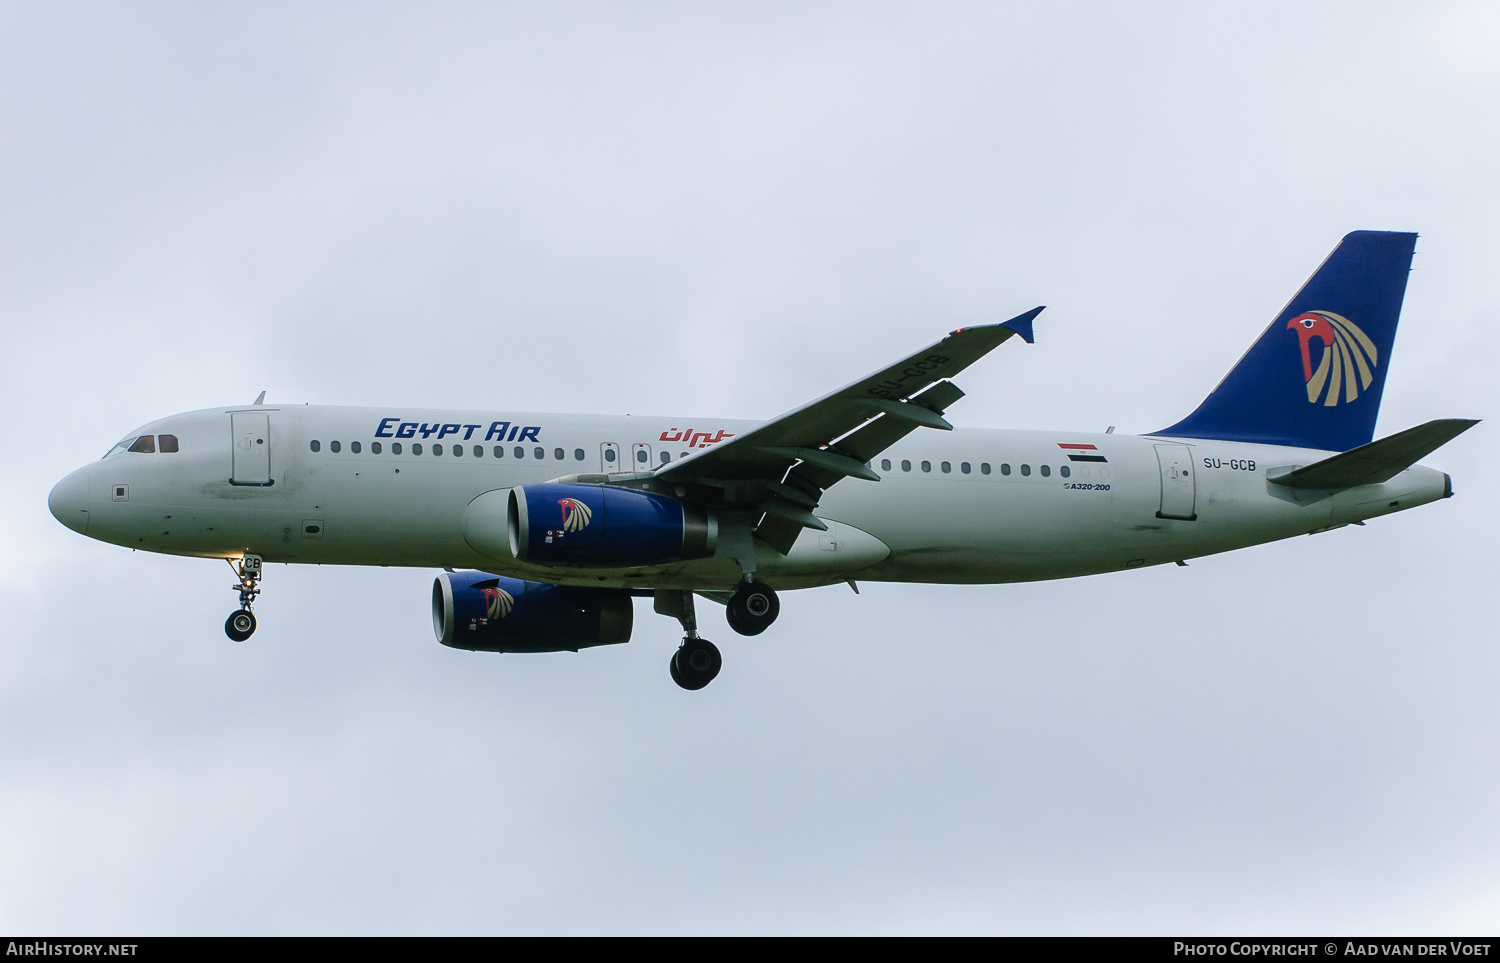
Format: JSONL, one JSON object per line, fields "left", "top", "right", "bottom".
{"left": 48, "top": 230, "right": 1477, "bottom": 690}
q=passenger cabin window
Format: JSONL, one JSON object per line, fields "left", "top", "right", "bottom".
{"left": 941, "top": 461, "right": 951, "bottom": 473}
{"left": 493, "top": 446, "right": 504, "bottom": 458}
{"left": 575, "top": 449, "right": 585, "bottom": 461}
{"left": 901, "top": 460, "right": 911, "bottom": 472}
{"left": 961, "top": 462, "right": 971, "bottom": 474}
{"left": 413, "top": 443, "right": 423, "bottom": 455}
{"left": 331, "top": 441, "right": 341, "bottom": 453}
{"left": 372, "top": 442, "right": 382, "bottom": 454}
{"left": 128, "top": 435, "right": 156, "bottom": 454}
{"left": 555, "top": 448, "right": 565, "bottom": 461}
{"left": 309, "top": 440, "right": 321, "bottom": 453}
{"left": 158, "top": 434, "right": 180, "bottom": 453}
{"left": 660, "top": 452, "right": 671, "bottom": 464}
{"left": 474, "top": 446, "right": 483, "bottom": 457}
{"left": 392, "top": 443, "right": 403, "bottom": 455}
{"left": 1000, "top": 464, "right": 1010, "bottom": 475}
{"left": 1040, "top": 465, "right": 1050, "bottom": 477}
{"left": 1060, "top": 465, "right": 1070, "bottom": 478}
{"left": 514, "top": 447, "right": 524, "bottom": 459}
{"left": 1021, "top": 464, "right": 1031, "bottom": 476}
{"left": 535, "top": 447, "right": 545, "bottom": 460}
{"left": 921, "top": 460, "right": 931, "bottom": 473}
{"left": 351, "top": 441, "right": 361, "bottom": 454}
{"left": 982, "top": 463, "right": 992, "bottom": 475}
{"left": 433, "top": 444, "right": 443, "bottom": 455}
{"left": 881, "top": 459, "right": 892, "bottom": 471}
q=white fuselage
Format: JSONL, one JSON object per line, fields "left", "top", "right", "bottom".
{"left": 49, "top": 404, "right": 1452, "bottom": 591}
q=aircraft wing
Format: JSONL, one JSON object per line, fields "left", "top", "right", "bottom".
{"left": 655, "top": 307, "right": 1042, "bottom": 553}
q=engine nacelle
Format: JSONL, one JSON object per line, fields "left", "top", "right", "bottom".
{"left": 432, "top": 570, "right": 634, "bottom": 652}
{"left": 506, "top": 483, "right": 716, "bottom": 567}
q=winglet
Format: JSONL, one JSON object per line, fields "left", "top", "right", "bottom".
{"left": 997, "top": 305, "right": 1044, "bottom": 345}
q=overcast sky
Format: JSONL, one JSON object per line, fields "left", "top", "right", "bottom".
{"left": 2, "top": 1, "right": 1497, "bottom": 935}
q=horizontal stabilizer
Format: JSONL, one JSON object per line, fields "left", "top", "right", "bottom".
{"left": 1267, "top": 418, "right": 1478, "bottom": 490}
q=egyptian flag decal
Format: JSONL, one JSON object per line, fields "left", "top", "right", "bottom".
{"left": 1058, "top": 443, "right": 1107, "bottom": 463}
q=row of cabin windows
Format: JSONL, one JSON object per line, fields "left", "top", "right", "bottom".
{"left": 311, "top": 442, "right": 700, "bottom": 465}
{"left": 878, "top": 458, "right": 1073, "bottom": 478}
{"left": 105, "top": 434, "right": 180, "bottom": 457}
{"left": 310, "top": 441, "right": 588, "bottom": 461}
{"left": 307, "top": 441, "right": 1071, "bottom": 478}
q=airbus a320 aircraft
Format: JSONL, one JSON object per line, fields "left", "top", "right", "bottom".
{"left": 49, "top": 231, "right": 1475, "bottom": 689}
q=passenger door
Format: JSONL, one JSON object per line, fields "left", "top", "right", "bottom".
{"left": 1154, "top": 443, "right": 1196, "bottom": 520}
{"left": 231, "top": 412, "right": 272, "bottom": 485}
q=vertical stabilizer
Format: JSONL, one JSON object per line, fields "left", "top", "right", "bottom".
{"left": 1155, "top": 231, "right": 1417, "bottom": 452}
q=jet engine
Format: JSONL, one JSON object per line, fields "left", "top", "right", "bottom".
{"left": 505, "top": 483, "right": 716, "bottom": 566}
{"left": 432, "top": 569, "right": 634, "bottom": 652}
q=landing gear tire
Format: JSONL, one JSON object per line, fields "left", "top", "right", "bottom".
{"left": 224, "top": 554, "right": 263, "bottom": 643}
{"left": 726, "top": 580, "right": 779, "bottom": 636}
{"left": 671, "top": 638, "right": 722, "bottom": 690}
{"left": 225, "top": 609, "right": 257, "bottom": 642}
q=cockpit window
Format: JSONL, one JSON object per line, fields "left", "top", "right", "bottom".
{"left": 105, "top": 432, "right": 181, "bottom": 459}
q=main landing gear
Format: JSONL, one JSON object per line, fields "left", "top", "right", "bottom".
{"left": 671, "top": 637, "right": 723, "bottom": 691}
{"left": 661, "top": 590, "right": 722, "bottom": 690}
{"left": 656, "top": 579, "right": 780, "bottom": 689}
{"left": 726, "top": 579, "right": 780, "bottom": 636}
{"left": 224, "top": 554, "right": 262, "bottom": 642}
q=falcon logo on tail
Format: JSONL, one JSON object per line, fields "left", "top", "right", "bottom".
{"left": 1287, "top": 310, "right": 1379, "bottom": 407}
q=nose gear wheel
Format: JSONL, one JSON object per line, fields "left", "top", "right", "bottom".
{"left": 225, "top": 609, "right": 257, "bottom": 642}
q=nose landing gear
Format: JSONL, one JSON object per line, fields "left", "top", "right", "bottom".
{"left": 224, "top": 554, "right": 262, "bottom": 642}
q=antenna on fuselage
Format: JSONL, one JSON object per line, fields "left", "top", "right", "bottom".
{"left": 253, "top": 391, "right": 266, "bottom": 405}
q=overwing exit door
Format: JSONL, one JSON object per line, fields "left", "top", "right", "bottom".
{"left": 231, "top": 412, "right": 272, "bottom": 485}
{"left": 1154, "top": 444, "right": 1196, "bottom": 520}
{"left": 600, "top": 442, "right": 622, "bottom": 473}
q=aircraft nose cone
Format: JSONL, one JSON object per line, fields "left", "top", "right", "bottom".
{"left": 49, "top": 469, "right": 91, "bottom": 535}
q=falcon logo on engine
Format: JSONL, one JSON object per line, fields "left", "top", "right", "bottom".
{"left": 559, "top": 498, "right": 592, "bottom": 532}
{"left": 481, "top": 585, "right": 514, "bottom": 619}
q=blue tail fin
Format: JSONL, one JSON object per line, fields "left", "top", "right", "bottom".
{"left": 1155, "top": 230, "right": 1417, "bottom": 452}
